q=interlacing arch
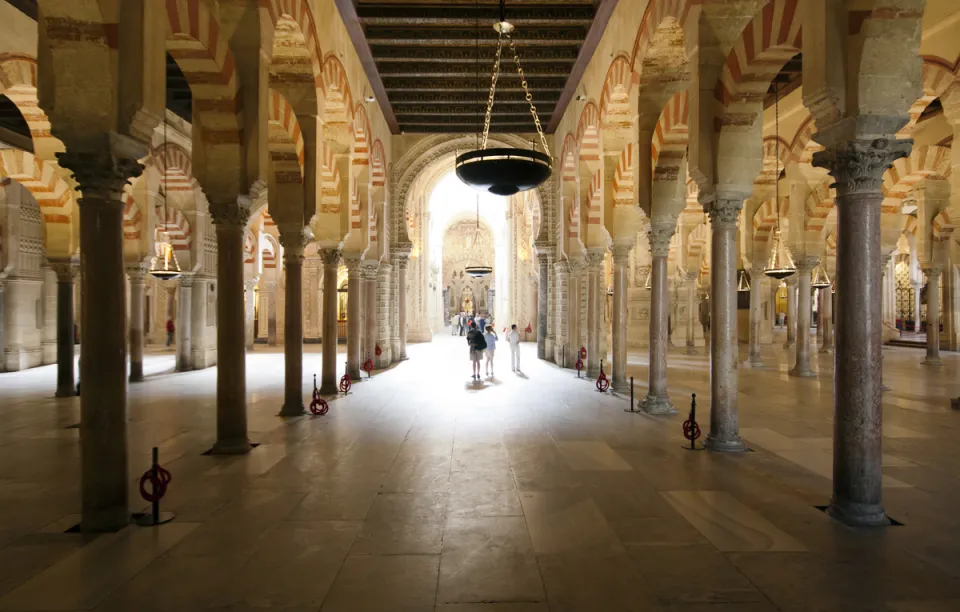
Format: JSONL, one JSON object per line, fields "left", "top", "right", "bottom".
{"left": 630, "top": 0, "right": 693, "bottom": 68}
{"left": 259, "top": 0, "right": 324, "bottom": 88}
{"left": 321, "top": 54, "right": 355, "bottom": 124}
{"left": 715, "top": 0, "right": 802, "bottom": 109}
{"left": 0, "top": 53, "right": 61, "bottom": 157}
{"left": 599, "top": 54, "right": 637, "bottom": 124}
{"left": 0, "top": 149, "right": 73, "bottom": 224}
{"left": 882, "top": 145, "right": 952, "bottom": 201}
{"left": 789, "top": 113, "right": 821, "bottom": 164}
{"left": 576, "top": 101, "right": 601, "bottom": 164}
{"left": 902, "top": 59, "right": 957, "bottom": 134}
{"left": 612, "top": 144, "right": 635, "bottom": 203}
{"left": 320, "top": 143, "right": 342, "bottom": 213}
{"left": 371, "top": 139, "right": 386, "bottom": 188}
{"left": 803, "top": 180, "right": 835, "bottom": 237}
{"left": 152, "top": 142, "right": 194, "bottom": 193}
{"left": 352, "top": 103, "right": 371, "bottom": 165}
{"left": 267, "top": 89, "right": 305, "bottom": 184}
{"left": 155, "top": 204, "right": 192, "bottom": 252}
{"left": 651, "top": 90, "right": 688, "bottom": 181}
{"left": 754, "top": 136, "right": 793, "bottom": 189}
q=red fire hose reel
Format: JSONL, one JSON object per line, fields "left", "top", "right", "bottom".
{"left": 309, "top": 375, "right": 329, "bottom": 415}
{"left": 339, "top": 373, "right": 351, "bottom": 394}
{"left": 139, "top": 464, "right": 172, "bottom": 503}
{"left": 375, "top": 343, "right": 382, "bottom": 357}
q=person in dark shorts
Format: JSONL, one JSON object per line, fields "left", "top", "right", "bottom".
{"left": 466, "top": 321, "right": 486, "bottom": 380}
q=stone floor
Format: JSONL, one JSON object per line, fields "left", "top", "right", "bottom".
{"left": 0, "top": 333, "right": 959, "bottom": 611}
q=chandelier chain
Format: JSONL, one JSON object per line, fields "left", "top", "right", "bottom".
{"left": 480, "top": 32, "right": 504, "bottom": 150}
{"left": 506, "top": 34, "right": 550, "bottom": 156}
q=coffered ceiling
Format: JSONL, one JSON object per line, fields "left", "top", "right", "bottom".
{"left": 340, "top": 0, "right": 616, "bottom": 134}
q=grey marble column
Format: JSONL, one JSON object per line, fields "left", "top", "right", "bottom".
{"left": 554, "top": 261, "right": 570, "bottom": 365}
{"left": 814, "top": 135, "right": 912, "bottom": 526}
{"left": 244, "top": 279, "right": 257, "bottom": 351}
{"left": 568, "top": 259, "right": 582, "bottom": 364}
{"left": 51, "top": 262, "right": 77, "bottom": 397}
{"left": 820, "top": 287, "right": 834, "bottom": 353}
{"left": 790, "top": 258, "right": 817, "bottom": 377}
{"left": 923, "top": 267, "right": 942, "bottom": 366}
{"left": 397, "top": 255, "right": 409, "bottom": 360}
{"left": 611, "top": 244, "right": 630, "bottom": 392}
{"left": 210, "top": 202, "right": 252, "bottom": 455}
{"left": 126, "top": 265, "right": 147, "bottom": 382}
{"left": 913, "top": 280, "right": 923, "bottom": 332}
{"left": 747, "top": 272, "right": 764, "bottom": 367}
{"left": 319, "top": 249, "right": 340, "bottom": 394}
{"left": 279, "top": 231, "right": 306, "bottom": 415}
{"left": 344, "top": 255, "right": 362, "bottom": 379}
{"left": 784, "top": 277, "right": 797, "bottom": 348}
{"left": 377, "top": 263, "right": 393, "bottom": 367}
{"left": 585, "top": 250, "right": 604, "bottom": 377}
{"left": 705, "top": 197, "right": 746, "bottom": 452}
{"left": 176, "top": 277, "right": 193, "bottom": 372}
{"left": 59, "top": 147, "right": 141, "bottom": 531}
{"left": 643, "top": 226, "right": 675, "bottom": 413}
{"left": 0, "top": 280, "right": 5, "bottom": 374}
{"left": 537, "top": 252, "right": 549, "bottom": 360}
{"left": 685, "top": 274, "right": 698, "bottom": 355}
{"left": 266, "top": 285, "right": 278, "bottom": 346}
{"left": 363, "top": 263, "right": 378, "bottom": 366}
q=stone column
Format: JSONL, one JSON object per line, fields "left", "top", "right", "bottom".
{"left": 923, "top": 267, "right": 942, "bottom": 365}
{"left": 585, "top": 250, "right": 605, "bottom": 377}
{"left": 644, "top": 226, "right": 675, "bottom": 413}
{"left": 816, "top": 290, "right": 825, "bottom": 347}
{"left": 554, "top": 260, "right": 569, "bottom": 365}
{"left": 398, "top": 255, "right": 409, "bottom": 359}
{"left": 769, "top": 283, "right": 778, "bottom": 332}
{"left": 705, "top": 197, "right": 746, "bottom": 452}
{"left": 820, "top": 287, "right": 834, "bottom": 353}
{"left": 279, "top": 231, "right": 306, "bottom": 415}
{"left": 568, "top": 259, "right": 582, "bottom": 362}
{"left": 536, "top": 252, "right": 549, "bottom": 360}
{"left": 344, "top": 255, "right": 362, "bottom": 379}
{"left": 126, "top": 264, "right": 147, "bottom": 382}
{"left": 784, "top": 277, "right": 798, "bottom": 348}
{"left": 747, "top": 271, "right": 764, "bottom": 367}
{"left": 0, "top": 280, "right": 5, "bottom": 374}
{"left": 176, "top": 277, "right": 193, "bottom": 372}
{"left": 813, "top": 135, "right": 912, "bottom": 526}
{"left": 790, "top": 258, "right": 817, "bottom": 377}
{"left": 244, "top": 279, "right": 257, "bottom": 351}
{"left": 319, "top": 249, "right": 340, "bottom": 394}
{"left": 685, "top": 273, "right": 698, "bottom": 355}
{"left": 611, "top": 244, "right": 630, "bottom": 392}
{"left": 51, "top": 262, "right": 77, "bottom": 397}
{"left": 59, "top": 147, "right": 141, "bottom": 531}
{"left": 377, "top": 263, "right": 392, "bottom": 367}
{"left": 210, "top": 202, "right": 252, "bottom": 455}
{"left": 363, "top": 263, "right": 378, "bottom": 366}
{"left": 913, "top": 280, "right": 923, "bottom": 332}
{"left": 266, "top": 284, "right": 278, "bottom": 346}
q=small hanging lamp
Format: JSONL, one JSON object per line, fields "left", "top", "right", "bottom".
{"left": 737, "top": 269, "right": 751, "bottom": 292}
{"left": 811, "top": 262, "right": 831, "bottom": 288}
{"left": 454, "top": 0, "right": 552, "bottom": 196}
{"left": 643, "top": 267, "right": 652, "bottom": 290}
{"left": 464, "top": 195, "right": 492, "bottom": 278}
{"left": 763, "top": 80, "right": 795, "bottom": 281}
{"left": 149, "top": 116, "right": 182, "bottom": 281}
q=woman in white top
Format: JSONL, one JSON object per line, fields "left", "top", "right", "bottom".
{"left": 483, "top": 325, "right": 498, "bottom": 377}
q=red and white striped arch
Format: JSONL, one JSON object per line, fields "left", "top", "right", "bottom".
{"left": 0, "top": 149, "right": 73, "bottom": 224}
{"left": 166, "top": 0, "right": 242, "bottom": 146}
{"left": 321, "top": 54, "right": 355, "bottom": 123}
{"left": 262, "top": 248, "right": 277, "bottom": 269}
{"left": 752, "top": 198, "right": 781, "bottom": 243}
{"left": 0, "top": 53, "right": 61, "bottom": 156}
{"left": 259, "top": 0, "right": 323, "bottom": 84}
{"left": 599, "top": 54, "right": 637, "bottom": 124}
{"left": 803, "top": 180, "right": 835, "bottom": 237}
{"left": 560, "top": 134, "right": 578, "bottom": 183}
{"left": 630, "top": 0, "right": 694, "bottom": 68}
{"left": 350, "top": 180, "right": 361, "bottom": 230}
{"left": 902, "top": 215, "right": 918, "bottom": 237}
{"left": 824, "top": 231, "right": 837, "bottom": 257}
{"left": 933, "top": 208, "right": 958, "bottom": 241}
{"left": 153, "top": 142, "right": 194, "bottom": 193}
{"left": 788, "top": 112, "right": 821, "bottom": 164}
{"left": 122, "top": 191, "right": 142, "bottom": 241}
{"left": 155, "top": 204, "right": 192, "bottom": 251}
{"left": 902, "top": 60, "right": 957, "bottom": 135}
{"left": 320, "top": 143, "right": 342, "bottom": 213}
{"left": 754, "top": 136, "right": 792, "bottom": 190}
{"left": 244, "top": 230, "right": 257, "bottom": 264}
{"left": 577, "top": 102, "right": 601, "bottom": 164}
{"left": 651, "top": 90, "right": 688, "bottom": 181}
{"left": 369, "top": 209, "right": 378, "bottom": 243}
{"left": 567, "top": 195, "right": 580, "bottom": 239}
{"left": 352, "top": 103, "right": 371, "bottom": 165}
{"left": 882, "top": 145, "right": 952, "bottom": 201}
{"left": 586, "top": 169, "right": 602, "bottom": 226}
{"left": 715, "top": 0, "right": 802, "bottom": 108}
{"left": 612, "top": 143, "right": 634, "bottom": 204}
{"left": 267, "top": 89, "right": 305, "bottom": 184}
{"left": 371, "top": 139, "right": 386, "bottom": 188}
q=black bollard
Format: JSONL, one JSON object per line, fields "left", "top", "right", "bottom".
{"left": 150, "top": 447, "right": 160, "bottom": 524}
{"left": 690, "top": 394, "right": 696, "bottom": 450}
{"left": 562, "top": 345, "right": 565, "bottom": 369}
{"left": 625, "top": 376, "right": 635, "bottom": 413}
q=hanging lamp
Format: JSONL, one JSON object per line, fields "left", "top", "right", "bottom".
{"left": 737, "top": 269, "right": 752, "bottom": 292}
{"left": 811, "top": 262, "right": 831, "bottom": 288}
{"left": 455, "top": 0, "right": 552, "bottom": 196}
{"left": 763, "top": 80, "right": 796, "bottom": 281}
{"left": 149, "top": 115, "right": 182, "bottom": 281}
{"left": 464, "top": 195, "right": 492, "bottom": 278}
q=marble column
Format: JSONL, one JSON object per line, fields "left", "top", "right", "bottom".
{"left": 685, "top": 273, "right": 698, "bottom": 355}
{"left": 643, "top": 225, "right": 675, "bottom": 414}
{"left": 126, "top": 264, "right": 147, "bottom": 382}
{"left": 913, "top": 280, "right": 923, "bottom": 332}
{"left": 397, "top": 255, "right": 409, "bottom": 360}
{"left": 537, "top": 252, "right": 549, "bottom": 360}
{"left": 279, "top": 231, "right": 306, "bottom": 415}
{"left": 176, "top": 277, "right": 193, "bottom": 372}
{"left": 377, "top": 263, "right": 392, "bottom": 367}
{"left": 814, "top": 135, "right": 912, "bottom": 526}
{"left": 585, "top": 250, "right": 605, "bottom": 377}
{"left": 820, "top": 287, "right": 834, "bottom": 353}
{"left": 611, "top": 244, "right": 630, "bottom": 392}
{"left": 344, "top": 255, "right": 362, "bottom": 379}
{"left": 747, "top": 272, "right": 764, "bottom": 367}
{"left": 267, "top": 284, "right": 278, "bottom": 346}
{"left": 816, "top": 290, "right": 825, "bottom": 347}
{"left": 554, "top": 261, "right": 569, "bottom": 365}
{"left": 244, "top": 279, "right": 257, "bottom": 351}
{"left": 784, "top": 277, "right": 797, "bottom": 348}
{"left": 210, "top": 202, "right": 252, "bottom": 455}
{"left": 0, "top": 280, "right": 5, "bottom": 374}
{"left": 923, "top": 267, "right": 942, "bottom": 366}
{"left": 568, "top": 259, "right": 582, "bottom": 363}
{"left": 790, "top": 258, "right": 817, "bottom": 377}
{"left": 51, "top": 262, "right": 77, "bottom": 397}
{"left": 769, "top": 283, "right": 778, "bottom": 333}
{"left": 705, "top": 196, "right": 746, "bottom": 452}
{"left": 363, "top": 263, "right": 378, "bottom": 366}
{"left": 59, "top": 147, "right": 141, "bottom": 531}
{"left": 319, "top": 249, "right": 340, "bottom": 395}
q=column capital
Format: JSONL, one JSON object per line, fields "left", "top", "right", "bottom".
{"left": 813, "top": 137, "right": 913, "bottom": 196}
{"left": 795, "top": 256, "right": 820, "bottom": 272}
{"left": 706, "top": 196, "right": 744, "bottom": 230}
{"left": 923, "top": 265, "right": 943, "bottom": 277}
{"left": 343, "top": 253, "right": 363, "bottom": 274}
{"left": 210, "top": 200, "right": 251, "bottom": 228}
{"left": 554, "top": 260, "right": 570, "bottom": 275}
{"left": 179, "top": 274, "right": 195, "bottom": 289}
{"left": 244, "top": 278, "right": 258, "bottom": 291}
{"left": 318, "top": 248, "right": 342, "bottom": 267}
{"left": 584, "top": 248, "right": 606, "bottom": 269}
{"left": 612, "top": 242, "right": 632, "bottom": 263}
{"left": 647, "top": 224, "right": 674, "bottom": 258}
{"left": 391, "top": 242, "right": 413, "bottom": 259}
{"left": 125, "top": 262, "right": 150, "bottom": 281}
{"left": 49, "top": 260, "right": 78, "bottom": 283}
{"left": 278, "top": 229, "right": 308, "bottom": 257}
{"left": 57, "top": 132, "right": 146, "bottom": 204}
{"left": 361, "top": 260, "right": 380, "bottom": 279}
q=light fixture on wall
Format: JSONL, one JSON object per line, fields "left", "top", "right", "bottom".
{"left": 454, "top": 0, "right": 552, "bottom": 196}
{"left": 149, "top": 115, "right": 182, "bottom": 281}
{"left": 811, "top": 262, "right": 831, "bottom": 289}
{"left": 737, "top": 269, "right": 751, "bottom": 292}
{"left": 763, "top": 80, "right": 796, "bottom": 281}
{"left": 464, "top": 194, "right": 492, "bottom": 278}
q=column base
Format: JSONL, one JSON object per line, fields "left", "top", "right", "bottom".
{"left": 685, "top": 345, "right": 697, "bottom": 356}
{"left": 80, "top": 508, "right": 131, "bottom": 533}
{"left": 705, "top": 434, "right": 747, "bottom": 452}
{"left": 209, "top": 439, "right": 253, "bottom": 455}
{"left": 129, "top": 362, "right": 144, "bottom": 383}
{"left": 789, "top": 365, "right": 817, "bottom": 378}
{"left": 641, "top": 394, "right": 676, "bottom": 415}
{"left": 819, "top": 346, "right": 833, "bottom": 354}
{"left": 826, "top": 498, "right": 887, "bottom": 527}
{"left": 612, "top": 379, "right": 630, "bottom": 394}
{"left": 319, "top": 383, "right": 338, "bottom": 396}
{"left": 922, "top": 357, "right": 942, "bottom": 366}
{"left": 745, "top": 355, "right": 764, "bottom": 368}
{"left": 55, "top": 386, "right": 76, "bottom": 398}
{"left": 279, "top": 402, "right": 306, "bottom": 417}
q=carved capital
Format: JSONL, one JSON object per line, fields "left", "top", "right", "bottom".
{"left": 179, "top": 275, "right": 195, "bottom": 289}
{"left": 318, "top": 248, "right": 342, "bottom": 267}
{"left": 210, "top": 200, "right": 251, "bottom": 228}
{"left": 59, "top": 145, "right": 144, "bottom": 207}
{"left": 647, "top": 225, "right": 674, "bottom": 258}
{"left": 612, "top": 242, "right": 632, "bottom": 263}
{"left": 923, "top": 266, "right": 943, "bottom": 278}
{"left": 584, "top": 248, "right": 606, "bottom": 270}
{"left": 813, "top": 138, "right": 913, "bottom": 196}
{"left": 125, "top": 263, "right": 150, "bottom": 282}
{"left": 554, "top": 260, "right": 570, "bottom": 275}
{"left": 244, "top": 278, "right": 259, "bottom": 291}
{"left": 49, "top": 260, "right": 78, "bottom": 283}
{"left": 279, "top": 230, "right": 308, "bottom": 262}
{"left": 343, "top": 253, "right": 363, "bottom": 274}
{"left": 707, "top": 197, "right": 743, "bottom": 229}
{"left": 795, "top": 256, "right": 820, "bottom": 272}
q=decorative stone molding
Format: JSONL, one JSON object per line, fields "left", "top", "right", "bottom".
{"left": 279, "top": 231, "right": 307, "bottom": 262}
{"left": 49, "top": 261, "right": 77, "bottom": 283}
{"left": 707, "top": 197, "right": 744, "bottom": 229}
{"left": 612, "top": 243, "right": 632, "bottom": 263}
{"left": 318, "top": 248, "right": 342, "bottom": 266}
{"left": 647, "top": 225, "right": 674, "bottom": 258}
{"left": 813, "top": 138, "right": 913, "bottom": 195}
{"left": 179, "top": 274, "right": 195, "bottom": 289}
{"left": 210, "top": 201, "right": 251, "bottom": 228}
{"left": 795, "top": 256, "right": 819, "bottom": 272}
{"left": 584, "top": 249, "right": 606, "bottom": 270}
{"left": 125, "top": 263, "right": 149, "bottom": 281}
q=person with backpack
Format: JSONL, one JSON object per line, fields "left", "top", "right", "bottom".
{"left": 466, "top": 321, "right": 486, "bottom": 380}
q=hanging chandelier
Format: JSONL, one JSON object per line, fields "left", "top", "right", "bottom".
{"left": 811, "top": 262, "right": 831, "bottom": 288}
{"left": 763, "top": 80, "right": 796, "bottom": 281}
{"left": 149, "top": 116, "right": 182, "bottom": 281}
{"left": 464, "top": 195, "right": 492, "bottom": 278}
{"left": 455, "top": 0, "right": 552, "bottom": 197}
{"left": 737, "top": 269, "right": 751, "bottom": 292}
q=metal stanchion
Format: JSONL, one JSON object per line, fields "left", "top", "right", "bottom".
{"left": 624, "top": 376, "right": 636, "bottom": 413}
{"left": 136, "top": 447, "right": 175, "bottom": 526}
{"left": 682, "top": 393, "right": 704, "bottom": 451}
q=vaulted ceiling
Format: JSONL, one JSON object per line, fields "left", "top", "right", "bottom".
{"left": 341, "top": 0, "right": 614, "bottom": 134}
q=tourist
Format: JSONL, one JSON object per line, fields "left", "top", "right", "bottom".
{"left": 451, "top": 312, "right": 460, "bottom": 335}
{"left": 507, "top": 323, "right": 521, "bottom": 371}
{"left": 477, "top": 313, "right": 486, "bottom": 334}
{"left": 483, "top": 325, "right": 498, "bottom": 377}
{"left": 166, "top": 318, "right": 175, "bottom": 347}
{"left": 466, "top": 321, "right": 486, "bottom": 380}
{"left": 459, "top": 311, "right": 466, "bottom": 336}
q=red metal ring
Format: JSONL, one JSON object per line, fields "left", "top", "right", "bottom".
{"left": 139, "top": 471, "right": 167, "bottom": 503}
{"left": 310, "top": 398, "right": 329, "bottom": 415}
{"left": 339, "top": 374, "right": 352, "bottom": 394}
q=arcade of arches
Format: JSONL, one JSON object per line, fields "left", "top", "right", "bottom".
{"left": 1, "top": 0, "right": 960, "bottom": 609}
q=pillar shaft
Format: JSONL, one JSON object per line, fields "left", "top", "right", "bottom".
{"left": 568, "top": 261, "right": 581, "bottom": 361}
{"left": 244, "top": 280, "right": 257, "bottom": 351}
{"left": 815, "top": 136, "right": 912, "bottom": 526}
{"left": 820, "top": 287, "right": 834, "bottom": 353}
{"left": 345, "top": 256, "right": 362, "bottom": 379}
{"left": 924, "top": 268, "right": 942, "bottom": 365}
{"left": 364, "top": 264, "right": 378, "bottom": 364}
{"left": 791, "top": 259, "right": 816, "bottom": 377}
{"left": 537, "top": 252, "right": 549, "bottom": 360}
{"left": 784, "top": 279, "right": 797, "bottom": 348}
{"left": 397, "top": 256, "right": 409, "bottom": 359}
{"left": 554, "top": 261, "right": 570, "bottom": 365}
{"left": 644, "top": 239, "right": 674, "bottom": 414}
{"left": 585, "top": 250, "right": 604, "bottom": 377}
{"left": 126, "top": 266, "right": 146, "bottom": 381}
{"left": 280, "top": 232, "right": 306, "bottom": 415}
{"left": 705, "top": 197, "right": 745, "bottom": 452}
{"left": 176, "top": 279, "right": 193, "bottom": 372}
{"left": 319, "top": 249, "right": 340, "bottom": 394}
{"left": 748, "top": 271, "right": 763, "bottom": 366}
{"left": 211, "top": 204, "right": 251, "bottom": 455}
{"left": 685, "top": 276, "right": 698, "bottom": 355}
{"left": 611, "top": 246, "right": 629, "bottom": 391}
{"left": 377, "top": 264, "right": 393, "bottom": 367}
{"left": 52, "top": 263, "right": 76, "bottom": 397}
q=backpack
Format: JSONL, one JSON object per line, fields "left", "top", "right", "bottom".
{"left": 472, "top": 331, "right": 487, "bottom": 351}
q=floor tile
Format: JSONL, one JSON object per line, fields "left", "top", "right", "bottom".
{"left": 321, "top": 554, "right": 439, "bottom": 612}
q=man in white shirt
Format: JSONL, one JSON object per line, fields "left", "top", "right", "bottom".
{"left": 507, "top": 324, "right": 521, "bottom": 371}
